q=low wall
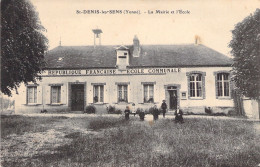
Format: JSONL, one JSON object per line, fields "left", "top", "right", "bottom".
{"left": 181, "top": 106, "right": 235, "bottom": 115}
{"left": 243, "top": 99, "right": 259, "bottom": 119}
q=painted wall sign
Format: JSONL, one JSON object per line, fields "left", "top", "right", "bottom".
{"left": 42, "top": 68, "right": 181, "bottom": 76}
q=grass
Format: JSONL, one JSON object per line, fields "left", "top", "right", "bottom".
{"left": 87, "top": 116, "right": 130, "bottom": 130}
{"left": 1, "top": 115, "right": 67, "bottom": 138}
{"left": 1, "top": 115, "right": 260, "bottom": 167}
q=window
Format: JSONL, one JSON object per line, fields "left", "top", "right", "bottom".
{"left": 93, "top": 85, "right": 104, "bottom": 103}
{"left": 27, "top": 86, "right": 37, "bottom": 103}
{"left": 118, "top": 85, "right": 128, "bottom": 102}
{"left": 186, "top": 71, "right": 206, "bottom": 99}
{"left": 217, "top": 73, "right": 230, "bottom": 97}
{"left": 51, "top": 86, "right": 61, "bottom": 103}
{"left": 144, "top": 84, "right": 154, "bottom": 103}
{"left": 189, "top": 74, "right": 202, "bottom": 97}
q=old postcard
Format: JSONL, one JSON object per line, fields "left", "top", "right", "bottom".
{"left": 1, "top": 0, "right": 259, "bottom": 166}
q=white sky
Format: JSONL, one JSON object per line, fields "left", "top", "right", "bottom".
{"left": 32, "top": 0, "right": 259, "bottom": 56}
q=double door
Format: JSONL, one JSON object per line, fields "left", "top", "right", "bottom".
{"left": 71, "top": 84, "right": 84, "bottom": 111}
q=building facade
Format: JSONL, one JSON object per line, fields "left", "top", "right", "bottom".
{"left": 14, "top": 36, "right": 234, "bottom": 114}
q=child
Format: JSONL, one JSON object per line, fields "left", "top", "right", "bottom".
{"left": 139, "top": 110, "right": 145, "bottom": 121}
{"left": 153, "top": 105, "right": 160, "bottom": 121}
{"left": 124, "top": 106, "right": 131, "bottom": 120}
{"left": 161, "top": 100, "right": 167, "bottom": 118}
{"left": 132, "top": 103, "right": 136, "bottom": 116}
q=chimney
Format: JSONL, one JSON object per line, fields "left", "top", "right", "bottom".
{"left": 194, "top": 35, "right": 201, "bottom": 45}
{"left": 133, "top": 35, "right": 140, "bottom": 57}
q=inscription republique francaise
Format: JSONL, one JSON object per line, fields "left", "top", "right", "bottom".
{"left": 45, "top": 68, "right": 181, "bottom": 76}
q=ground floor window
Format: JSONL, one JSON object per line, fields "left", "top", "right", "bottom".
{"left": 217, "top": 73, "right": 230, "bottom": 97}
{"left": 51, "top": 86, "right": 61, "bottom": 103}
{"left": 93, "top": 85, "right": 104, "bottom": 103}
{"left": 144, "top": 84, "right": 154, "bottom": 103}
{"left": 27, "top": 86, "right": 37, "bottom": 104}
{"left": 189, "top": 74, "right": 202, "bottom": 97}
{"left": 118, "top": 85, "right": 128, "bottom": 102}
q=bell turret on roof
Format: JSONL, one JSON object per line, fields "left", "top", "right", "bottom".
{"left": 92, "top": 28, "right": 103, "bottom": 47}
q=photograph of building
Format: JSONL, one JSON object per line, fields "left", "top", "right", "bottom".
{"left": 14, "top": 31, "right": 234, "bottom": 114}
{"left": 2, "top": 0, "right": 260, "bottom": 166}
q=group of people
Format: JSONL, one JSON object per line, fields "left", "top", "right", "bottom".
{"left": 124, "top": 100, "right": 184, "bottom": 123}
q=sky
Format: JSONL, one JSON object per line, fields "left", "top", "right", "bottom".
{"left": 32, "top": 0, "right": 259, "bottom": 56}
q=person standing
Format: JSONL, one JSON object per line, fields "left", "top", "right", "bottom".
{"left": 161, "top": 100, "right": 167, "bottom": 118}
{"left": 132, "top": 103, "right": 136, "bottom": 116}
{"left": 139, "top": 110, "right": 145, "bottom": 121}
{"left": 124, "top": 106, "right": 130, "bottom": 120}
{"left": 153, "top": 105, "right": 160, "bottom": 121}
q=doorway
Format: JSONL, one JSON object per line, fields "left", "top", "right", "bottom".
{"left": 169, "top": 89, "right": 178, "bottom": 110}
{"left": 71, "top": 84, "right": 85, "bottom": 111}
{"left": 165, "top": 85, "right": 180, "bottom": 111}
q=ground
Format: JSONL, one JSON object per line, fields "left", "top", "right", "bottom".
{"left": 1, "top": 114, "right": 260, "bottom": 167}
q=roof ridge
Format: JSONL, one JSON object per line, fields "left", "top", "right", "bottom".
{"left": 45, "top": 44, "right": 232, "bottom": 68}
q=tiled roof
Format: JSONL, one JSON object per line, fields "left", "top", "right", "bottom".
{"left": 44, "top": 44, "right": 232, "bottom": 69}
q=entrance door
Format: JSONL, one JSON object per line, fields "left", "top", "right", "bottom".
{"left": 169, "top": 90, "right": 177, "bottom": 110}
{"left": 71, "top": 84, "right": 84, "bottom": 111}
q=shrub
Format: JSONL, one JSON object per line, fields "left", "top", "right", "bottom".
{"left": 107, "top": 105, "right": 116, "bottom": 114}
{"left": 148, "top": 107, "right": 154, "bottom": 114}
{"left": 212, "top": 112, "right": 227, "bottom": 116}
{"left": 227, "top": 109, "right": 237, "bottom": 116}
{"left": 115, "top": 109, "right": 122, "bottom": 114}
{"left": 84, "top": 105, "right": 96, "bottom": 114}
{"left": 144, "top": 109, "right": 150, "bottom": 114}
{"left": 186, "top": 111, "right": 194, "bottom": 115}
{"left": 205, "top": 107, "right": 212, "bottom": 115}
{"left": 136, "top": 108, "right": 143, "bottom": 115}
{"left": 148, "top": 106, "right": 160, "bottom": 114}
{"left": 107, "top": 105, "right": 122, "bottom": 114}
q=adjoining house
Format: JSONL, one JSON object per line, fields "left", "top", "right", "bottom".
{"left": 14, "top": 30, "right": 236, "bottom": 114}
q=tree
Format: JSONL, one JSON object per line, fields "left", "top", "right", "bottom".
{"left": 229, "top": 9, "right": 260, "bottom": 100}
{"left": 1, "top": 0, "right": 48, "bottom": 96}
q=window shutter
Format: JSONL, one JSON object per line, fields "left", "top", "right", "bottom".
{"left": 21, "top": 87, "right": 27, "bottom": 104}
{"left": 137, "top": 84, "right": 143, "bottom": 103}
{"left": 202, "top": 75, "right": 206, "bottom": 99}
{"left": 108, "top": 85, "right": 115, "bottom": 103}
{"left": 230, "top": 77, "right": 234, "bottom": 99}
{"left": 46, "top": 86, "right": 51, "bottom": 104}
{"left": 187, "top": 76, "right": 191, "bottom": 99}
{"left": 61, "top": 84, "right": 67, "bottom": 104}
{"left": 127, "top": 85, "right": 131, "bottom": 103}
{"left": 37, "top": 86, "right": 42, "bottom": 104}
{"left": 104, "top": 86, "right": 109, "bottom": 103}
{"left": 215, "top": 74, "right": 218, "bottom": 99}
{"left": 111, "top": 86, "right": 117, "bottom": 103}
{"left": 90, "top": 90, "right": 94, "bottom": 103}
{"left": 153, "top": 85, "right": 157, "bottom": 103}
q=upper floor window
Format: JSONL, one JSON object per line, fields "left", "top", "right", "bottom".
{"left": 27, "top": 86, "right": 37, "bottom": 104}
{"left": 144, "top": 84, "right": 154, "bottom": 103}
{"left": 118, "top": 85, "right": 128, "bottom": 103}
{"left": 93, "top": 85, "right": 104, "bottom": 103}
{"left": 186, "top": 71, "right": 206, "bottom": 99}
{"left": 51, "top": 86, "right": 61, "bottom": 103}
{"left": 216, "top": 73, "right": 230, "bottom": 97}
